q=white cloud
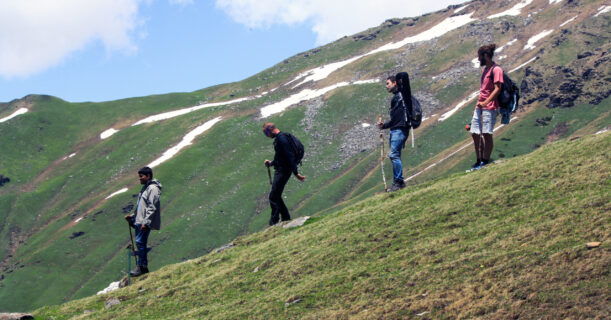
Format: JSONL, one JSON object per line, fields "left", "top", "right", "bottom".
{"left": 215, "top": 0, "right": 469, "bottom": 44}
{"left": 0, "top": 0, "right": 143, "bottom": 78}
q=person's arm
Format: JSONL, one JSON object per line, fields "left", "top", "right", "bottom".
{"left": 476, "top": 83, "right": 502, "bottom": 108}
{"left": 477, "top": 67, "right": 503, "bottom": 108}
{"left": 141, "top": 186, "right": 160, "bottom": 229}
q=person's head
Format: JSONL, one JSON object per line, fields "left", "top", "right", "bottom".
{"left": 138, "top": 167, "right": 153, "bottom": 184}
{"left": 262, "top": 122, "right": 279, "bottom": 138}
{"left": 386, "top": 75, "right": 397, "bottom": 93}
{"left": 478, "top": 44, "right": 496, "bottom": 67}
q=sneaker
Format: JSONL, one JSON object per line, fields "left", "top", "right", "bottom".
{"left": 466, "top": 162, "right": 483, "bottom": 173}
{"left": 130, "top": 266, "right": 149, "bottom": 277}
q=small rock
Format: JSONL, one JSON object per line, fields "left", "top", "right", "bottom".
{"left": 282, "top": 216, "right": 310, "bottom": 228}
{"left": 214, "top": 242, "right": 235, "bottom": 253}
{"left": 0, "top": 313, "right": 34, "bottom": 320}
{"left": 105, "top": 298, "right": 121, "bottom": 309}
{"left": 586, "top": 242, "right": 601, "bottom": 249}
{"left": 285, "top": 298, "right": 301, "bottom": 307}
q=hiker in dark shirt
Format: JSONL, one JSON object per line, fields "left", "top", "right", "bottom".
{"left": 378, "top": 75, "right": 410, "bottom": 191}
{"left": 263, "top": 122, "right": 306, "bottom": 226}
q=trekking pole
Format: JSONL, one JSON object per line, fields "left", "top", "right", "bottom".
{"left": 126, "top": 245, "right": 131, "bottom": 286}
{"left": 266, "top": 165, "right": 272, "bottom": 185}
{"left": 379, "top": 114, "right": 388, "bottom": 192}
{"left": 127, "top": 222, "right": 138, "bottom": 276}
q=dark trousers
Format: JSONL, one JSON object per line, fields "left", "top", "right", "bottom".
{"left": 133, "top": 224, "right": 150, "bottom": 267}
{"left": 269, "top": 169, "right": 292, "bottom": 225}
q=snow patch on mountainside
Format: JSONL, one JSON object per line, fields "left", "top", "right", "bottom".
{"left": 105, "top": 188, "right": 128, "bottom": 200}
{"left": 560, "top": 15, "right": 578, "bottom": 27}
{"left": 287, "top": 12, "right": 476, "bottom": 88}
{"left": 488, "top": 0, "right": 534, "bottom": 19}
{"left": 509, "top": 56, "right": 538, "bottom": 73}
{"left": 261, "top": 80, "right": 378, "bottom": 118}
{"left": 0, "top": 108, "right": 28, "bottom": 123}
{"left": 524, "top": 30, "right": 554, "bottom": 50}
{"left": 594, "top": 5, "right": 611, "bottom": 17}
{"left": 100, "top": 128, "right": 119, "bottom": 139}
{"left": 133, "top": 97, "right": 248, "bottom": 126}
{"left": 148, "top": 117, "right": 222, "bottom": 168}
{"left": 438, "top": 91, "right": 479, "bottom": 122}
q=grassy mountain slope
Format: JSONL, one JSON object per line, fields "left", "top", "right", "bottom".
{"left": 33, "top": 131, "right": 611, "bottom": 319}
{"left": 1, "top": 0, "right": 610, "bottom": 311}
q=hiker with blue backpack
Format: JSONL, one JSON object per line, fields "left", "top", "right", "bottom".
{"left": 263, "top": 122, "right": 306, "bottom": 226}
{"left": 377, "top": 73, "right": 422, "bottom": 192}
{"left": 469, "top": 44, "right": 504, "bottom": 171}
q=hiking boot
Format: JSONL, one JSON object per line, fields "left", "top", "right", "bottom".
{"left": 130, "top": 266, "right": 149, "bottom": 277}
{"left": 388, "top": 182, "right": 402, "bottom": 192}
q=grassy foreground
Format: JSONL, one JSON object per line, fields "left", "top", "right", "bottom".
{"left": 34, "top": 132, "right": 610, "bottom": 319}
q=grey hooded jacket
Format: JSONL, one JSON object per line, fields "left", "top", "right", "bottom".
{"left": 135, "top": 179, "right": 162, "bottom": 230}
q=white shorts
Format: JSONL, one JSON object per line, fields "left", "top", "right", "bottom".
{"left": 470, "top": 108, "right": 497, "bottom": 135}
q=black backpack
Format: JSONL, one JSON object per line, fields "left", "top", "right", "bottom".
{"left": 395, "top": 72, "right": 422, "bottom": 129}
{"left": 285, "top": 132, "right": 305, "bottom": 166}
{"left": 489, "top": 66, "right": 520, "bottom": 113}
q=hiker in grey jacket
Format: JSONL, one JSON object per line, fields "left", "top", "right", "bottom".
{"left": 124, "top": 166, "right": 162, "bottom": 276}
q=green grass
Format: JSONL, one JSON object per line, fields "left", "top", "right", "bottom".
{"left": 2, "top": 0, "right": 610, "bottom": 312}
{"left": 32, "top": 131, "right": 611, "bottom": 320}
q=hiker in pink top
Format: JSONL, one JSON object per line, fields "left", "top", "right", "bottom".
{"left": 469, "top": 44, "right": 503, "bottom": 171}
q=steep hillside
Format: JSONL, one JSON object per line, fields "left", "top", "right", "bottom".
{"left": 1, "top": 0, "right": 610, "bottom": 311}
{"left": 33, "top": 131, "right": 611, "bottom": 319}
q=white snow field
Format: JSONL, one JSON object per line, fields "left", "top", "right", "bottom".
{"left": 560, "top": 15, "right": 579, "bottom": 27}
{"left": 509, "top": 56, "right": 538, "bottom": 73}
{"left": 0, "top": 108, "right": 28, "bottom": 123}
{"left": 100, "top": 128, "right": 119, "bottom": 139}
{"left": 260, "top": 80, "right": 379, "bottom": 118}
{"left": 287, "top": 12, "right": 476, "bottom": 88}
{"left": 105, "top": 187, "right": 129, "bottom": 200}
{"left": 438, "top": 91, "right": 479, "bottom": 122}
{"left": 524, "top": 30, "right": 554, "bottom": 50}
{"left": 594, "top": 5, "right": 611, "bottom": 17}
{"left": 488, "top": 0, "right": 534, "bottom": 19}
{"left": 148, "top": 116, "right": 222, "bottom": 168}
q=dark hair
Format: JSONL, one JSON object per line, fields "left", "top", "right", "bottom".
{"left": 387, "top": 75, "right": 396, "bottom": 83}
{"left": 262, "top": 122, "right": 275, "bottom": 129}
{"left": 138, "top": 166, "right": 153, "bottom": 179}
{"left": 478, "top": 44, "right": 496, "bottom": 59}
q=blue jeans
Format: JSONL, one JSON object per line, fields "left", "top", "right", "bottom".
{"left": 134, "top": 224, "right": 150, "bottom": 267}
{"left": 389, "top": 128, "right": 408, "bottom": 183}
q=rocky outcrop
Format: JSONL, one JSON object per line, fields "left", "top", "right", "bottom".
{"left": 520, "top": 46, "right": 611, "bottom": 109}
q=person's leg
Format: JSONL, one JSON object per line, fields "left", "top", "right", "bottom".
{"left": 269, "top": 169, "right": 291, "bottom": 225}
{"left": 481, "top": 109, "right": 497, "bottom": 163}
{"left": 483, "top": 134, "right": 494, "bottom": 162}
{"left": 389, "top": 129, "right": 407, "bottom": 186}
{"left": 133, "top": 224, "right": 150, "bottom": 274}
{"left": 470, "top": 109, "right": 483, "bottom": 165}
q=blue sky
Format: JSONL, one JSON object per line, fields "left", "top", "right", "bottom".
{"left": 0, "top": 0, "right": 467, "bottom": 103}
